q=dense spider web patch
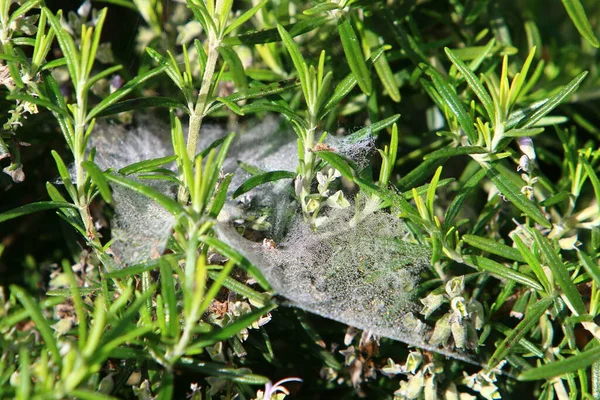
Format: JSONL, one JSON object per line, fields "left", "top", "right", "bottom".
{"left": 90, "top": 116, "right": 476, "bottom": 362}
{"left": 216, "top": 202, "right": 475, "bottom": 363}
{"left": 89, "top": 120, "right": 177, "bottom": 265}
{"left": 87, "top": 116, "right": 297, "bottom": 265}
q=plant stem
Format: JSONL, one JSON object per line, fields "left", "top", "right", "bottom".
{"left": 300, "top": 115, "right": 317, "bottom": 223}
{"left": 187, "top": 37, "right": 220, "bottom": 166}
{"left": 74, "top": 84, "right": 97, "bottom": 242}
{"left": 179, "top": 36, "right": 220, "bottom": 203}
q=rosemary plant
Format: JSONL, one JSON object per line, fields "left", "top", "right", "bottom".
{"left": 0, "top": 1, "right": 599, "bottom": 399}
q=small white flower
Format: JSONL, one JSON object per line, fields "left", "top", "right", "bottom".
{"left": 257, "top": 377, "right": 302, "bottom": 400}
{"left": 445, "top": 276, "right": 465, "bottom": 298}
{"left": 306, "top": 198, "right": 320, "bottom": 213}
{"left": 381, "top": 358, "right": 404, "bottom": 376}
{"left": 420, "top": 293, "right": 445, "bottom": 319}
{"left": 558, "top": 235, "right": 579, "bottom": 250}
{"left": 326, "top": 190, "right": 350, "bottom": 209}
{"left": 518, "top": 137, "right": 536, "bottom": 160}
{"left": 518, "top": 154, "right": 532, "bottom": 173}
{"left": 404, "top": 351, "right": 423, "bottom": 374}
{"left": 78, "top": 0, "right": 92, "bottom": 18}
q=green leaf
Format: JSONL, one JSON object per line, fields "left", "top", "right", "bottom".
{"left": 10, "top": 285, "right": 62, "bottom": 367}
{"left": 1, "top": 297, "right": 65, "bottom": 329}
{"left": 233, "top": 171, "right": 296, "bottom": 199}
{"left": 0, "top": 52, "right": 24, "bottom": 63}
{"left": 463, "top": 255, "right": 543, "bottom": 291}
{"left": 87, "top": 65, "right": 167, "bottom": 121}
{"left": 383, "top": 14, "right": 429, "bottom": 66}
{"left": 204, "top": 133, "right": 235, "bottom": 205}
{"left": 44, "top": 8, "right": 79, "bottom": 84}
{"left": 177, "top": 359, "right": 270, "bottom": 385}
{"left": 187, "top": 1, "right": 215, "bottom": 34}
{"left": 157, "top": 370, "right": 174, "bottom": 400}
{"left": 146, "top": 47, "right": 184, "bottom": 90}
{"left": 190, "top": 304, "right": 275, "bottom": 349}
{"left": 171, "top": 110, "right": 193, "bottom": 195}
{"left": 199, "top": 235, "right": 270, "bottom": 290}
{"left": 96, "top": 324, "right": 154, "bottom": 362}
{"left": 338, "top": 16, "right": 372, "bottom": 95}
{"left": 532, "top": 229, "right": 587, "bottom": 315}
{"left": 493, "top": 322, "right": 544, "bottom": 358}
{"left": 539, "top": 191, "right": 571, "bottom": 207}
{"left": 17, "top": 347, "right": 31, "bottom": 399}
{"left": 51, "top": 150, "right": 77, "bottom": 200}
{"left": 242, "top": 100, "right": 306, "bottom": 127}
{"left": 485, "top": 164, "right": 551, "bottom": 228}
{"left": 86, "top": 65, "right": 123, "bottom": 90}
{"left": 276, "top": 24, "right": 308, "bottom": 97}
{"left": 487, "top": 296, "right": 554, "bottom": 369}
{"left": 86, "top": 8, "right": 108, "bottom": 77}
{"left": 504, "top": 127, "right": 545, "bottom": 137}
{"left": 195, "top": 136, "right": 228, "bottom": 161}
{"left": 96, "top": 97, "right": 186, "bottom": 117}
{"left": 443, "top": 167, "right": 486, "bottom": 231}
{"left": 561, "top": 0, "right": 600, "bottom": 48}
{"left": 82, "top": 161, "right": 112, "bottom": 203}
{"left": 224, "top": 0, "right": 268, "bottom": 35}
{"left": 512, "top": 233, "right": 553, "bottom": 294}
{"left": 463, "top": 234, "right": 525, "bottom": 263}
{"left": 579, "top": 251, "right": 600, "bottom": 287}
{"left": 206, "top": 78, "right": 301, "bottom": 114}
{"left": 42, "top": 71, "right": 74, "bottom": 147}
{"left": 118, "top": 155, "right": 178, "bottom": 176}
{"left": 320, "top": 47, "right": 385, "bottom": 118}
{"left": 315, "top": 151, "right": 356, "bottom": 179}
{"left": 218, "top": 46, "right": 248, "bottom": 94}
{"left": 373, "top": 47, "right": 400, "bottom": 102}
{"left": 396, "top": 157, "right": 446, "bottom": 192}
{"left": 519, "top": 345, "right": 600, "bottom": 381}
{"left": 581, "top": 158, "right": 600, "bottom": 208}
{"left": 209, "top": 174, "right": 233, "bottom": 218}
{"left": 159, "top": 259, "right": 179, "bottom": 339}
{"left": 0, "top": 201, "right": 77, "bottom": 223}
{"left": 93, "top": 0, "right": 137, "bottom": 10}
{"left": 216, "top": 96, "right": 245, "bottom": 115}
{"left": 46, "top": 182, "right": 79, "bottom": 221}
{"left": 423, "top": 146, "right": 487, "bottom": 161}
{"left": 304, "top": 2, "right": 339, "bottom": 15}
{"left": 104, "top": 254, "right": 183, "bottom": 278}
{"left": 423, "top": 64, "right": 477, "bottom": 144}
{"left": 519, "top": 71, "right": 588, "bottom": 129}
{"left": 104, "top": 173, "right": 184, "bottom": 215}
{"left": 207, "top": 271, "right": 268, "bottom": 306}
{"left": 445, "top": 47, "right": 495, "bottom": 122}
{"left": 222, "top": 17, "right": 329, "bottom": 46}
{"left": 70, "top": 389, "right": 119, "bottom": 400}
{"left": 508, "top": 47, "right": 536, "bottom": 105}
{"left": 100, "top": 289, "right": 154, "bottom": 345}
{"left": 345, "top": 114, "right": 401, "bottom": 143}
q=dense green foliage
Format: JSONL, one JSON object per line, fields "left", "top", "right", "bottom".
{"left": 1, "top": 0, "right": 600, "bottom": 399}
